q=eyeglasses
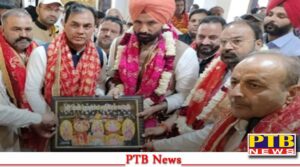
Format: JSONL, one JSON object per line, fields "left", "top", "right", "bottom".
{"left": 220, "top": 38, "right": 256, "bottom": 47}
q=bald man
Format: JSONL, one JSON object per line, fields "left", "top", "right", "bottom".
{"left": 107, "top": 0, "right": 199, "bottom": 129}
{"left": 144, "top": 51, "right": 300, "bottom": 151}
{"left": 201, "top": 52, "right": 300, "bottom": 151}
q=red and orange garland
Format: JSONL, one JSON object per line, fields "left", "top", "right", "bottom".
{"left": 44, "top": 33, "right": 101, "bottom": 105}
{"left": 176, "top": 56, "right": 228, "bottom": 133}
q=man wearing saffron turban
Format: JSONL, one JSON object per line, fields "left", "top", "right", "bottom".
{"left": 107, "top": 0, "right": 199, "bottom": 129}
{"left": 264, "top": 0, "right": 300, "bottom": 56}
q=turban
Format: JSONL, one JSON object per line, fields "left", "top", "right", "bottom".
{"left": 267, "top": 0, "right": 300, "bottom": 28}
{"left": 129, "top": 0, "right": 176, "bottom": 24}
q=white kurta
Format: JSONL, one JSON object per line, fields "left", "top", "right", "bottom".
{"left": 0, "top": 71, "right": 42, "bottom": 151}
{"left": 25, "top": 46, "right": 107, "bottom": 115}
{"left": 108, "top": 39, "right": 199, "bottom": 113}
{"left": 153, "top": 120, "right": 249, "bottom": 151}
{"left": 153, "top": 123, "right": 213, "bottom": 151}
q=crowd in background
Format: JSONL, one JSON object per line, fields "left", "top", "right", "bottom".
{"left": 0, "top": 0, "right": 300, "bottom": 152}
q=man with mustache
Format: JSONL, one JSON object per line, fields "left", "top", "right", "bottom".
{"left": 0, "top": 9, "right": 56, "bottom": 151}
{"left": 0, "top": 9, "right": 37, "bottom": 114}
{"left": 194, "top": 16, "right": 226, "bottom": 74}
{"left": 97, "top": 16, "right": 123, "bottom": 56}
{"left": 178, "top": 9, "right": 209, "bottom": 45}
{"left": 107, "top": 0, "right": 199, "bottom": 129}
{"left": 25, "top": 3, "right": 107, "bottom": 150}
{"left": 263, "top": 3, "right": 300, "bottom": 56}
{"left": 144, "top": 20, "right": 264, "bottom": 151}
{"left": 200, "top": 52, "right": 300, "bottom": 151}
{"left": 33, "top": 0, "right": 63, "bottom": 45}
{"left": 267, "top": 0, "right": 300, "bottom": 29}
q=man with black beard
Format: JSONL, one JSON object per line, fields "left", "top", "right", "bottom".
{"left": 107, "top": 0, "right": 199, "bottom": 128}
{"left": 264, "top": 5, "right": 300, "bottom": 56}
{"left": 194, "top": 16, "right": 226, "bottom": 74}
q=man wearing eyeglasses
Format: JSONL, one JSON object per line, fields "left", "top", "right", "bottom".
{"left": 33, "top": 0, "right": 63, "bottom": 45}
{"left": 220, "top": 21, "right": 263, "bottom": 69}
{"left": 143, "top": 20, "right": 264, "bottom": 151}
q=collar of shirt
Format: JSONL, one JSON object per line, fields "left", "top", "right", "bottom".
{"left": 224, "top": 119, "right": 249, "bottom": 151}
{"left": 267, "top": 31, "right": 295, "bottom": 49}
{"left": 70, "top": 47, "right": 85, "bottom": 57}
{"left": 234, "top": 119, "right": 248, "bottom": 135}
{"left": 198, "top": 50, "right": 221, "bottom": 63}
{"left": 35, "top": 20, "right": 48, "bottom": 30}
{"left": 198, "top": 53, "right": 216, "bottom": 63}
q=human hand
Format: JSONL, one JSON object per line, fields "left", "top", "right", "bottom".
{"left": 138, "top": 106, "right": 158, "bottom": 119}
{"left": 31, "top": 123, "right": 55, "bottom": 138}
{"left": 107, "top": 84, "right": 124, "bottom": 99}
{"left": 32, "top": 111, "right": 57, "bottom": 138}
{"left": 138, "top": 102, "right": 167, "bottom": 119}
{"left": 143, "top": 126, "right": 167, "bottom": 137}
{"left": 41, "top": 111, "right": 56, "bottom": 131}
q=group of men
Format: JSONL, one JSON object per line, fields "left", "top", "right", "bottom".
{"left": 141, "top": 0, "right": 300, "bottom": 151}
{"left": 1, "top": 0, "right": 300, "bottom": 152}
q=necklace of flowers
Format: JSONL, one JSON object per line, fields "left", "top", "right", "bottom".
{"left": 113, "top": 24, "right": 177, "bottom": 108}
{"left": 176, "top": 56, "right": 229, "bottom": 134}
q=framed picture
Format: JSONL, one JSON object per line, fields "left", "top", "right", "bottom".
{"left": 51, "top": 96, "right": 144, "bottom": 151}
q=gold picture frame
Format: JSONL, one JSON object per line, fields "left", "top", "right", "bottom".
{"left": 51, "top": 96, "right": 144, "bottom": 151}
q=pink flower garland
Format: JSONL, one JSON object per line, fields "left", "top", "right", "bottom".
{"left": 116, "top": 25, "right": 177, "bottom": 105}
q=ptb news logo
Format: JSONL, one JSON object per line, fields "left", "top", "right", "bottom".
{"left": 248, "top": 134, "right": 296, "bottom": 156}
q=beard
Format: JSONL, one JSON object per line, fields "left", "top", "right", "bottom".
{"left": 136, "top": 31, "right": 160, "bottom": 44}
{"left": 196, "top": 44, "right": 219, "bottom": 58}
{"left": 264, "top": 22, "right": 292, "bottom": 36}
